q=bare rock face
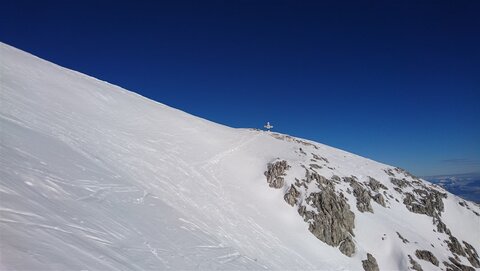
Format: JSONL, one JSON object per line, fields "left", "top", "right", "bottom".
{"left": 348, "top": 178, "right": 373, "bottom": 213}
{"left": 403, "top": 189, "right": 446, "bottom": 218}
{"left": 284, "top": 184, "right": 300, "bottom": 206}
{"left": 265, "top": 162, "right": 357, "bottom": 257}
{"left": 435, "top": 218, "right": 451, "bottom": 234}
{"left": 394, "top": 167, "right": 420, "bottom": 180}
{"left": 436, "top": 221, "right": 478, "bottom": 268}
{"left": 447, "top": 236, "right": 466, "bottom": 257}
{"left": 408, "top": 255, "right": 423, "bottom": 271}
{"left": 396, "top": 232, "right": 409, "bottom": 244}
{"left": 391, "top": 178, "right": 410, "bottom": 188}
{"left": 362, "top": 253, "right": 380, "bottom": 271}
{"left": 367, "top": 177, "right": 388, "bottom": 192}
{"left": 270, "top": 133, "right": 319, "bottom": 149}
{"left": 305, "top": 169, "right": 334, "bottom": 189}
{"left": 339, "top": 236, "right": 356, "bottom": 257}
{"left": 444, "top": 257, "right": 476, "bottom": 271}
{"left": 303, "top": 187, "right": 356, "bottom": 256}
{"left": 415, "top": 250, "right": 439, "bottom": 266}
{"left": 384, "top": 168, "right": 396, "bottom": 177}
{"left": 372, "top": 193, "right": 386, "bottom": 207}
{"left": 463, "top": 241, "right": 480, "bottom": 268}
{"left": 264, "top": 160, "right": 290, "bottom": 189}
{"left": 261, "top": 146, "right": 480, "bottom": 271}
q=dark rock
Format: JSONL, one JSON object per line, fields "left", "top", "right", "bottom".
{"left": 339, "top": 236, "right": 355, "bottom": 257}
{"left": 265, "top": 160, "right": 290, "bottom": 189}
{"left": 367, "top": 177, "right": 388, "bottom": 192}
{"left": 304, "top": 186, "right": 356, "bottom": 257}
{"left": 435, "top": 218, "right": 451, "bottom": 235}
{"left": 294, "top": 178, "right": 305, "bottom": 188}
{"left": 391, "top": 178, "right": 410, "bottom": 188}
{"left": 348, "top": 179, "right": 373, "bottom": 213}
{"left": 297, "top": 205, "right": 312, "bottom": 221}
{"left": 362, "top": 253, "right": 379, "bottom": 271}
{"left": 312, "top": 153, "right": 330, "bottom": 163}
{"left": 331, "top": 175, "right": 341, "bottom": 182}
{"left": 447, "top": 236, "right": 466, "bottom": 257}
{"left": 403, "top": 189, "right": 446, "bottom": 218}
{"left": 408, "top": 255, "right": 423, "bottom": 271}
{"left": 415, "top": 250, "right": 439, "bottom": 266}
{"left": 394, "top": 167, "right": 420, "bottom": 180}
{"left": 396, "top": 232, "right": 409, "bottom": 244}
{"left": 463, "top": 241, "right": 480, "bottom": 268}
{"left": 284, "top": 184, "right": 300, "bottom": 206}
{"left": 444, "top": 257, "right": 476, "bottom": 271}
{"left": 307, "top": 171, "right": 333, "bottom": 189}
{"left": 372, "top": 193, "right": 386, "bottom": 207}
{"left": 413, "top": 189, "right": 428, "bottom": 197}
{"left": 384, "top": 168, "right": 395, "bottom": 177}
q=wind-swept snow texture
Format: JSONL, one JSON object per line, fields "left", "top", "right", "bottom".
{"left": 1, "top": 42, "right": 479, "bottom": 270}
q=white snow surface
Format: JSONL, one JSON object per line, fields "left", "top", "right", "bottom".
{"left": 1, "top": 42, "right": 479, "bottom": 270}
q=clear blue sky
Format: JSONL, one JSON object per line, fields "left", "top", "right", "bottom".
{"left": 2, "top": 0, "right": 479, "bottom": 176}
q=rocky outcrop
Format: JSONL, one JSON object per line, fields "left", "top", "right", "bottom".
{"left": 391, "top": 178, "right": 410, "bottom": 188}
{"left": 284, "top": 184, "right": 300, "bottom": 206}
{"left": 435, "top": 218, "right": 451, "bottom": 234}
{"left": 384, "top": 168, "right": 395, "bottom": 177}
{"left": 434, "top": 220, "right": 479, "bottom": 268}
{"left": 264, "top": 160, "right": 290, "bottom": 189}
{"left": 447, "top": 236, "right": 466, "bottom": 257}
{"left": 394, "top": 187, "right": 403, "bottom": 194}
{"left": 372, "top": 193, "right": 386, "bottom": 207}
{"left": 270, "top": 133, "right": 319, "bottom": 149}
{"left": 306, "top": 170, "right": 332, "bottom": 188}
{"left": 266, "top": 161, "right": 358, "bottom": 258}
{"left": 415, "top": 250, "right": 439, "bottom": 266}
{"left": 347, "top": 177, "right": 373, "bottom": 213}
{"left": 408, "top": 255, "right": 423, "bottom": 271}
{"left": 430, "top": 214, "right": 478, "bottom": 268}
{"left": 463, "top": 241, "right": 480, "bottom": 268}
{"left": 263, "top": 153, "right": 479, "bottom": 270}
{"left": 367, "top": 177, "right": 388, "bottom": 192}
{"left": 403, "top": 189, "right": 446, "bottom": 218}
{"left": 394, "top": 167, "right": 420, "bottom": 180}
{"left": 444, "top": 257, "right": 476, "bottom": 271}
{"left": 339, "top": 236, "right": 356, "bottom": 257}
{"left": 396, "top": 232, "right": 409, "bottom": 244}
{"left": 312, "top": 153, "right": 330, "bottom": 163}
{"left": 303, "top": 187, "right": 356, "bottom": 256}
{"left": 362, "top": 253, "right": 379, "bottom": 271}
{"left": 457, "top": 201, "right": 480, "bottom": 216}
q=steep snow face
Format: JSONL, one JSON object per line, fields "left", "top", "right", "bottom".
{"left": 0, "top": 42, "right": 479, "bottom": 270}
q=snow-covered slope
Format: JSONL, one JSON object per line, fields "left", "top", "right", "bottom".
{"left": 1, "top": 42, "right": 479, "bottom": 271}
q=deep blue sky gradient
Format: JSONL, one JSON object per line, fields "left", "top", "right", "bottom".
{"left": 2, "top": 0, "right": 479, "bottom": 176}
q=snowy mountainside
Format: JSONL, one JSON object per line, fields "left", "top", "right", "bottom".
{"left": 1, "top": 42, "right": 479, "bottom": 270}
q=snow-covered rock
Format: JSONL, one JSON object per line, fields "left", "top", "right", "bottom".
{"left": 1, "top": 42, "right": 479, "bottom": 270}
